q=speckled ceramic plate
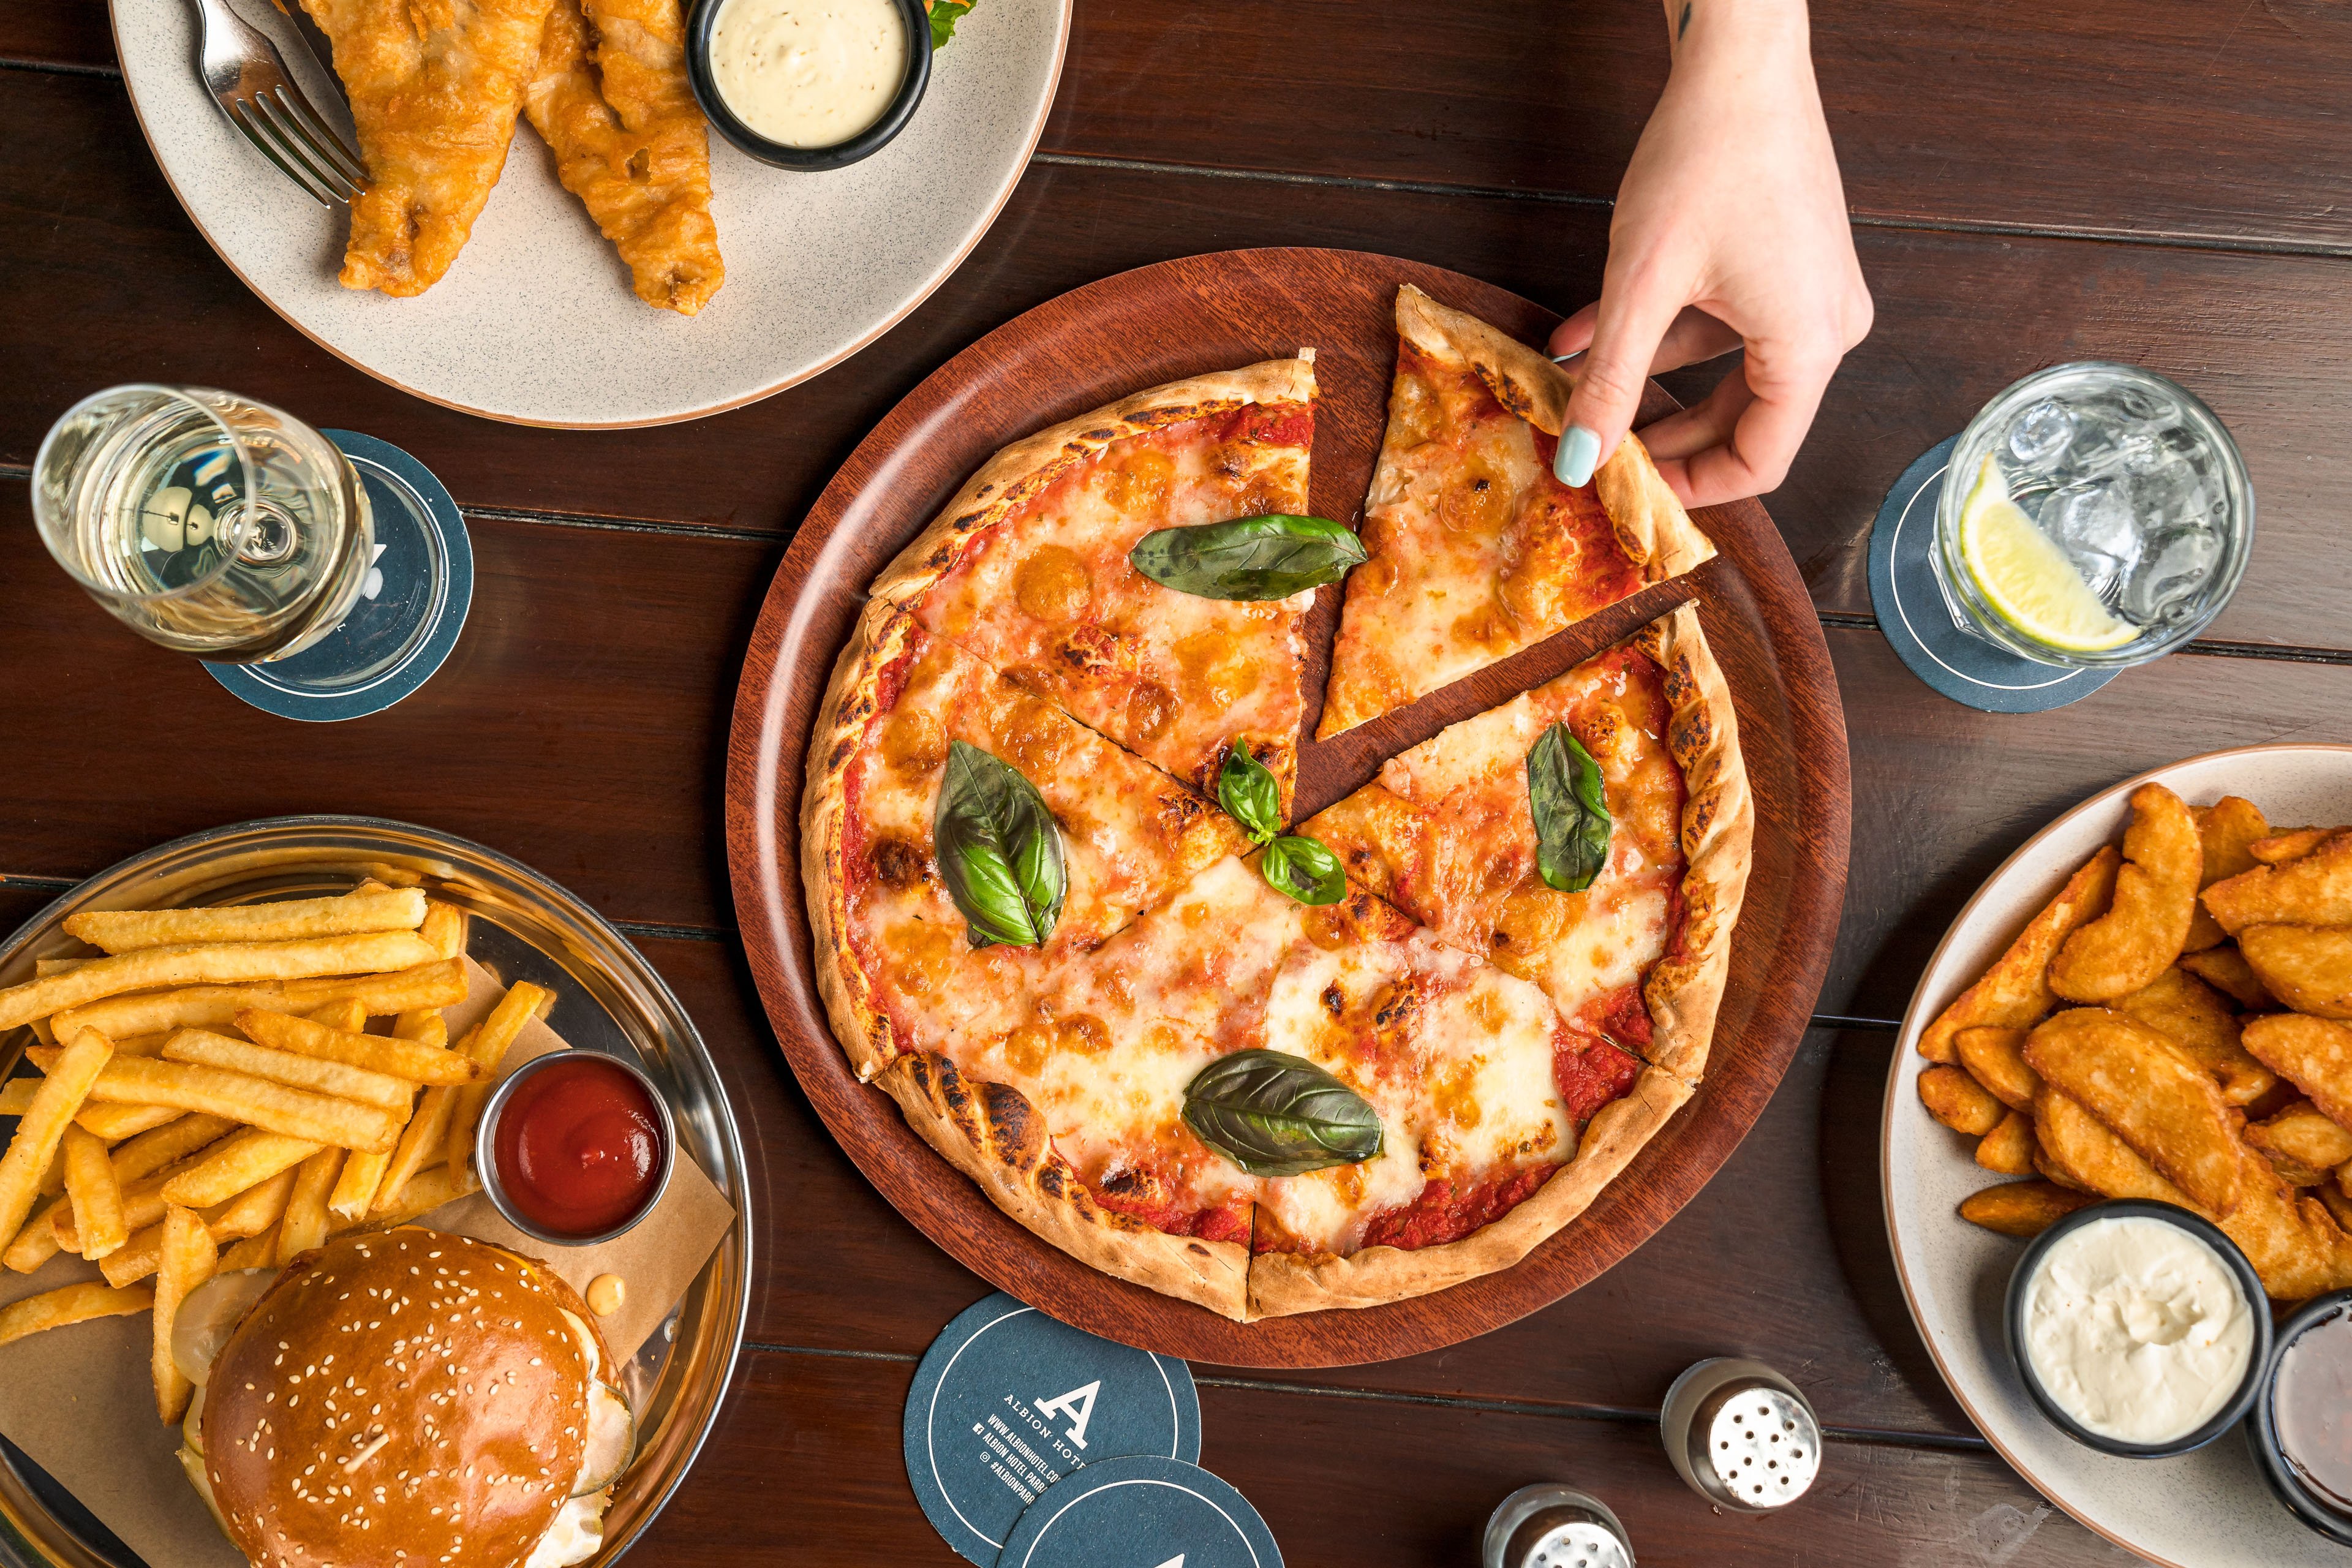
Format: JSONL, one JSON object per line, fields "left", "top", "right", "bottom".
{"left": 106, "top": 0, "right": 1069, "bottom": 426}
{"left": 1883, "top": 743, "right": 2352, "bottom": 1567}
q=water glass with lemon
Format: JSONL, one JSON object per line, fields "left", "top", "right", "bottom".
{"left": 1931, "top": 363, "right": 2252, "bottom": 668}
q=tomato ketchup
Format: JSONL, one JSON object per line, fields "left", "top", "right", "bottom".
{"left": 491, "top": 1055, "right": 666, "bottom": 1238}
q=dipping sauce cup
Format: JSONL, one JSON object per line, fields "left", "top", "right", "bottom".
{"left": 2005, "top": 1199, "right": 2269, "bottom": 1458}
{"left": 2253, "top": 1289, "right": 2352, "bottom": 1545}
{"left": 687, "top": 0, "right": 932, "bottom": 171}
{"left": 477, "top": 1050, "right": 675, "bottom": 1246}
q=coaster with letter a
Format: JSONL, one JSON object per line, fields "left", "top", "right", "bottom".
{"left": 996, "top": 1455, "right": 1283, "bottom": 1568}
{"left": 905, "top": 1292, "right": 1203, "bottom": 1567}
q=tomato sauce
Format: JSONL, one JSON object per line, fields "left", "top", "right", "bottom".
{"left": 1555, "top": 1027, "right": 1643, "bottom": 1123}
{"left": 1360, "top": 1164, "right": 1555, "bottom": 1251}
{"left": 492, "top": 1055, "right": 665, "bottom": 1237}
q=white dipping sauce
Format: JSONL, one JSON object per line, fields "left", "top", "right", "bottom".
{"left": 709, "top": 0, "right": 909, "bottom": 149}
{"left": 2021, "top": 1215, "right": 2255, "bottom": 1445}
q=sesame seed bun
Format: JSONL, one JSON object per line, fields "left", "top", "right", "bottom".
{"left": 201, "top": 1231, "right": 594, "bottom": 1568}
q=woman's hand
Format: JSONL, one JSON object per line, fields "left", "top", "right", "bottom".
{"left": 1550, "top": 0, "right": 1872, "bottom": 508}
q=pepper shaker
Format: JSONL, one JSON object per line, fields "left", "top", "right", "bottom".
{"left": 1482, "top": 1483, "right": 1634, "bottom": 1568}
{"left": 1659, "top": 1357, "right": 1822, "bottom": 1512}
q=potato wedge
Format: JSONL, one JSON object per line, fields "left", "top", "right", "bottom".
{"left": 1921, "top": 1065, "right": 2005, "bottom": 1137}
{"left": 2242, "top": 1014, "right": 2352, "bottom": 1128}
{"left": 2050, "top": 785, "right": 2201, "bottom": 1002}
{"left": 2204, "top": 832, "right": 2352, "bottom": 935}
{"left": 2113, "top": 965, "right": 2276, "bottom": 1106}
{"left": 2034, "top": 1086, "right": 2207, "bottom": 1212}
{"left": 1956, "top": 1027, "right": 2041, "bottom": 1113}
{"left": 2178, "top": 944, "right": 2278, "bottom": 1011}
{"left": 2317, "top": 1181, "right": 2352, "bottom": 1235}
{"left": 2034, "top": 1146, "right": 2095, "bottom": 1193}
{"left": 2024, "top": 1008, "right": 2242, "bottom": 1215}
{"left": 2219, "top": 1150, "right": 2352, "bottom": 1301}
{"left": 1921, "top": 846, "right": 2121, "bottom": 1063}
{"left": 2253, "top": 827, "right": 2333, "bottom": 866}
{"left": 1958, "top": 1180, "right": 2097, "bottom": 1238}
{"left": 2186, "top": 797, "right": 2271, "bottom": 952}
{"left": 1977, "top": 1111, "right": 2037, "bottom": 1175}
{"left": 2240, "top": 925, "right": 2352, "bottom": 1019}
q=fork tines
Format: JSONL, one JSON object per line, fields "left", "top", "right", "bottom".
{"left": 232, "top": 86, "right": 366, "bottom": 208}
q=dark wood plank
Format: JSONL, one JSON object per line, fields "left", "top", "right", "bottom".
{"left": 636, "top": 1348, "right": 2139, "bottom": 1567}
{"left": 0, "top": 6, "right": 108, "bottom": 69}
{"left": 0, "top": 479, "right": 774, "bottom": 932}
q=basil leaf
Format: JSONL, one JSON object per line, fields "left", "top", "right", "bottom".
{"left": 1128, "top": 514, "right": 1366, "bottom": 601}
{"left": 929, "top": 0, "right": 973, "bottom": 49}
{"left": 1528, "top": 722, "right": 1611, "bottom": 894}
{"left": 1217, "top": 744, "right": 1283, "bottom": 845}
{"left": 1260, "top": 834, "right": 1346, "bottom": 906}
{"left": 935, "top": 741, "right": 1065, "bottom": 948}
{"left": 1182, "top": 1049, "right": 1384, "bottom": 1177}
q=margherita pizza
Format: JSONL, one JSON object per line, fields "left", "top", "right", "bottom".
{"left": 803, "top": 320, "right": 1751, "bottom": 1322}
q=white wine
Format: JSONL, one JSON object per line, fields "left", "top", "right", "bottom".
{"left": 34, "top": 386, "right": 373, "bottom": 661}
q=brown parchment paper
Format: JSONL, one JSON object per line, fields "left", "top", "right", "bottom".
{"left": 0, "top": 960, "right": 738, "bottom": 1568}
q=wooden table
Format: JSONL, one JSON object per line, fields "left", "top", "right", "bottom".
{"left": 3, "top": 2, "right": 2346, "bottom": 1561}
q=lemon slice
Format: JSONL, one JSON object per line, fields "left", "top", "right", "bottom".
{"left": 1956, "top": 458, "right": 2135, "bottom": 652}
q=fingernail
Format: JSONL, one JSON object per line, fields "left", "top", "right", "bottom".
{"left": 1556, "top": 425, "right": 1600, "bottom": 487}
{"left": 1549, "top": 350, "right": 1585, "bottom": 366}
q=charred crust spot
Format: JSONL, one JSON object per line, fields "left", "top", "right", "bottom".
{"left": 953, "top": 510, "right": 988, "bottom": 531}
{"left": 1098, "top": 1168, "right": 1149, "bottom": 1197}
{"left": 974, "top": 483, "right": 995, "bottom": 497}
{"left": 1321, "top": 982, "right": 1345, "bottom": 1017}
{"left": 829, "top": 737, "right": 854, "bottom": 769}
{"left": 1036, "top": 1162, "right": 1065, "bottom": 1195}
{"left": 1186, "top": 1242, "right": 1210, "bottom": 1256}
{"left": 868, "top": 837, "right": 932, "bottom": 889}
{"left": 1077, "top": 427, "right": 1119, "bottom": 442}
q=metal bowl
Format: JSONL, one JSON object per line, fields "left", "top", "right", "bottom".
{"left": 0, "top": 816, "right": 751, "bottom": 1568}
{"left": 476, "top": 1048, "right": 678, "bottom": 1247}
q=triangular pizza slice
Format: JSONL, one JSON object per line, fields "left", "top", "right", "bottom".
{"left": 1302, "top": 603, "right": 1751, "bottom": 1083}
{"left": 1317, "top": 286, "right": 1715, "bottom": 737}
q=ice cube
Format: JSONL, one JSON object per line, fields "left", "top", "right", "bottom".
{"left": 2120, "top": 525, "right": 2222, "bottom": 627}
{"left": 2008, "top": 398, "right": 2075, "bottom": 466}
{"left": 2038, "top": 478, "right": 2142, "bottom": 598}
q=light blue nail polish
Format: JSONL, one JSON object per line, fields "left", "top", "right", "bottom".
{"left": 1556, "top": 425, "right": 1600, "bottom": 487}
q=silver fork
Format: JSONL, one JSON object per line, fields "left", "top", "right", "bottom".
{"left": 190, "top": 0, "right": 367, "bottom": 207}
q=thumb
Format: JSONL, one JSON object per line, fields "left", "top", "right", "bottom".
{"left": 1556, "top": 263, "right": 1687, "bottom": 487}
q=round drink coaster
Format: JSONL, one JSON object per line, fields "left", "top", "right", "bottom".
{"left": 1868, "top": 435, "right": 2116, "bottom": 714}
{"left": 906, "top": 1292, "right": 1202, "bottom": 1567}
{"left": 206, "top": 430, "right": 472, "bottom": 722}
{"left": 996, "top": 1455, "right": 1281, "bottom": 1568}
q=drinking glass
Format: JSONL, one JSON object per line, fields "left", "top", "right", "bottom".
{"left": 1929, "top": 362, "right": 2253, "bottom": 668}
{"left": 32, "top": 385, "right": 374, "bottom": 662}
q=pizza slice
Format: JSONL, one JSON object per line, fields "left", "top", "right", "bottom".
{"left": 1317, "top": 285, "right": 1716, "bottom": 738}
{"left": 1302, "top": 603, "right": 1751, "bottom": 1083}
{"left": 869, "top": 358, "right": 1322, "bottom": 810}
{"left": 804, "top": 601, "right": 1251, "bottom": 1083}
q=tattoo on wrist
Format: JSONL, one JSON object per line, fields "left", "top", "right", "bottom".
{"left": 1678, "top": 1, "right": 1693, "bottom": 39}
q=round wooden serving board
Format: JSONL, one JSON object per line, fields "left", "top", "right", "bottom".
{"left": 724, "top": 249, "right": 1851, "bottom": 1366}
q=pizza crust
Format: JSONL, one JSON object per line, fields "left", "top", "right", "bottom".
{"left": 880, "top": 1049, "right": 1253, "bottom": 1319}
{"left": 1393, "top": 284, "right": 1716, "bottom": 583}
{"left": 1246, "top": 1066, "right": 1692, "bottom": 1317}
{"left": 867, "top": 356, "right": 1319, "bottom": 615}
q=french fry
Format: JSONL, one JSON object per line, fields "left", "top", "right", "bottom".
{"left": 395, "top": 1011, "right": 449, "bottom": 1051}
{"left": 1954, "top": 1026, "right": 2041, "bottom": 1113}
{"left": 2204, "top": 834, "right": 2352, "bottom": 935}
{"left": 217, "top": 1228, "right": 276, "bottom": 1272}
{"left": 418, "top": 900, "right": 469, "bottom": 962}
{"left": 2186, "top": 797, "right": 2270, "bottom": 952}
{"left": 2219, "top": 1149, "right": 2352, "bottom": 1302}
{"left": 101, "top": 1197, "right": 247, "bottom": 1288}
{"left": 74, "top": 1102, "right": 185, "bottom": 1142}
{"left": 108, "top": 1114, "right": 242, "bottom": 1184}
{"left": 2049, "top": 784, "right": 2201, "bottom": 1003}
{"left": 2026, "top": 1009, "right": 2244, "bottom": 1215}
{"left": 35, "top": 1145, "right": 64, "bottom": 1199}
{"left": 444, "top": 982, "right": 556, "bottom": 1167}
{"left": 48, "top": 959, "right": 469, "bottom": 1044}
{"left": 1958, "top": 1180, "right": 2096, "bottom": 1238}
{"left": 81, "top": 1056, "right": 398, "bottom": 1152}
{"left": 159, "top": 1129, "right": 322, "bottom": 1208}
{"left": 276, "top": 1147, "right": 343, "bottom": 1265}
{"left": 331, "top": 1012, "right": 433, "bottom": 1221}
{"left": 153, "top": 1205, "right": 217, "bottom": 1422}
{"left": 2034, "top": 1087, "right": 2207, "bottom": 1212}
{"left": 4, "top": 1195, "right": 70, "bottom": 1272}
{"left": 64, "top": 888, "right": 428, "bottom": 955}
{"left": 0, "top": 1080, "right": 34, "bottom": 1117}
{"left": 235, "top": 1008, "right": 480, "bottom": 1086}
{"left": 0, "top": 1281, "right": 156, "bottom": 1348}
{"left": 61, "top": 1125, "right": 127, "bottom": 1260}
{"left": 57, "top": 1148, "right": 232, "bottom": 1259}
{"left": 2240, "top": 925, "right": 2352, "bottom": 1019}
{"left": 342, "top": 1160, "right": 478, "bottom": 1234}
{"left": 1921, "top": 847, "right": 2120, "bottom": 1063}
{"left": 2113, "top": 966, "right": 2277, "bottom": 1105}
{"left": 372, "top": 1088, "right": 456, "bottom": 1213}
{"left": 2242, "top": 1014, "right": 2352, "bottom": 1129}
{"left": 0, "top": 1030, "right": 113, "bottom": 1256}
{"left": 1920, "top": 1065, "right": 2005, "bottom": 1136}
{"left": 162, "top": 1028, "right": 412, "bottom": 1112}
{"left": 32, "top": 958, "right": 84, "bottom": 978}
{"left": 0, "top": 931, "right": 439, "bottom": 1031}
{"left": 216, "top": 1168, "right": 296, "bottom": 1240}
{"left": 2252, "top": 827, "right": 2334, "bottom": 867}
{"left": 2179, "top": 943, "right": 2278, "bottom": 1011}
{"left": 1977, "top": 1111, "right": 2037, "bottom": 1175}
{"left": 307, "top": 998, "right": 368, "bottom": 1034}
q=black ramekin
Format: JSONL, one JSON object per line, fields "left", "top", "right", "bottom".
{"left": 686, "top": 0, "right": 932, "bottom": 172}
{"left": 2004, "top": 1199, "right": 2271, "bottom": 1458}
{"left": 2250, "top": 1289, "right": 2352, "bottom": 1545}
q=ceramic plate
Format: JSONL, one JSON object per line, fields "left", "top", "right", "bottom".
{"left": 1883, "top": 743, "right": 2352, "bottom": 1567}
{"left": 107, "top": 0, "right": 1069, "bottom": 426}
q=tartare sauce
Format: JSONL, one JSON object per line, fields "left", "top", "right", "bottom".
{"left": 2022, "top": 1215, "right": 2255, "bottom": 1445}
{"left": 709, "top": 0, "right": 908, "bottom": 149}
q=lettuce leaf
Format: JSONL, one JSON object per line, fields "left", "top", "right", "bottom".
{"left": 929, "top": 0, "right": 973, "bottom": 49}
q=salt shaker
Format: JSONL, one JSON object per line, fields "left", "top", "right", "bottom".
{"left": 1659, "top": 1357, "right": 1822, "bottom": 1512}
{"left": 1482, "top": 1483, "right": 1634, "bottom": 1568}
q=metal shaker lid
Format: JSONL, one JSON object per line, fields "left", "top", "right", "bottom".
{"left": 1659, "top": 1357, "right": 1823, "bottom": 1513}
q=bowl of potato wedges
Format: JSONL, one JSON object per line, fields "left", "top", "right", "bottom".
{"left": 1883, "top": 744, "right": 2352, "bottom": 1567}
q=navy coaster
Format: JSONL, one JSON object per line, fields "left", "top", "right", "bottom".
{"left": 207, "top": 430, "right": 472, "bottom": 722}
{"left": 1866, "top": 435, "right": 2116, "bottom": 714}
{"left": 997, "top": 1455, "right": 1281, "bottom": 1568}
{"left": 905, "top": 1293, "right": 1202, "bottom": 1567}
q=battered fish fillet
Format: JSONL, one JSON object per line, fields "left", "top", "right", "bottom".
{"left": 524, "top": 0, "right": 724, "bottom": 315}
{"left": 303, "top": 0, "right": 556, "bottom": 296}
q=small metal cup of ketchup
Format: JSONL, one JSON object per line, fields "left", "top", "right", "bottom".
{"left": 476, "top": 1050, "right": 674, "bottom": 1246}
{"left": 2253, "top": 1289, "right": 2352, "bottom": 1545}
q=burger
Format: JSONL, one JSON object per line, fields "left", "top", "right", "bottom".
{"left": 168, "top": 1229, "right": 635, "bottom": 1568}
